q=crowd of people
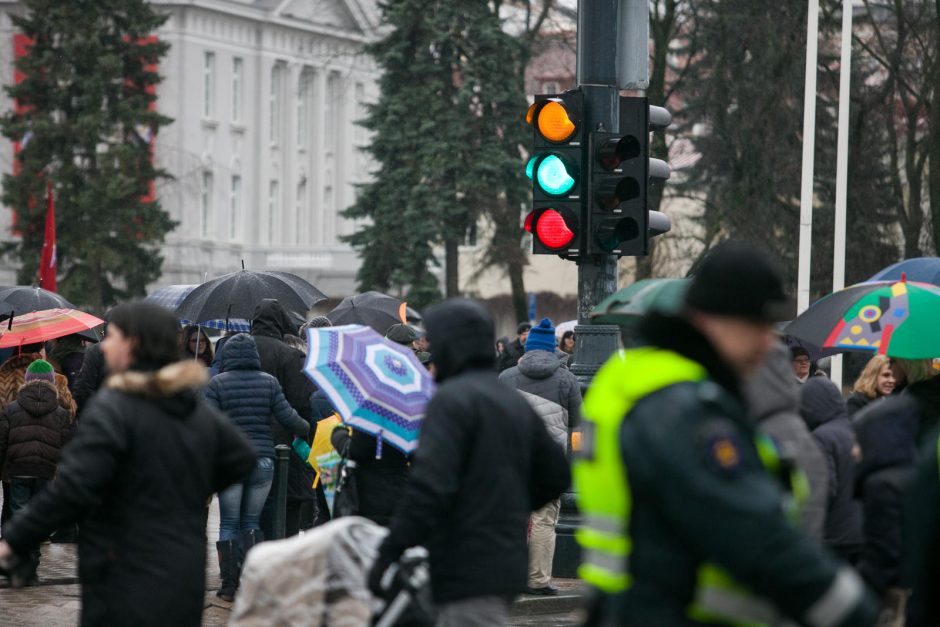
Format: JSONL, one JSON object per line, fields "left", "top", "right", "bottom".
{"left": 0, "top": 244, "right": 937, "bottom": 627}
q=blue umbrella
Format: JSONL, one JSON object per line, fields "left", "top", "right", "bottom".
{"left": 869, "top": 258, "right": 940, "bottom": 286}
{"left": 145, "top": 284, "right": 250, "bottom": 332}
{"left": 303, "top": 325, "right": 434, "bottom": 455}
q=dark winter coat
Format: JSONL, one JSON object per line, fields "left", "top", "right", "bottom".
{"left": 0, "top": 381, "right": 71, "bottom": 480}
{"left": 852, "top": 395, "right": 920, "bottom": 594}
{"left": 205, "top": 334, "right": 309, "bottom": 459}
{"left": 495, "top": 337, "right": 525, "bottom": 373}
{"left": 376, "top": 300, "right": 570, "bottom": 604}
{"left": 311, "top": 388, "right": 335, "bottom": 422}
{"left": 799, "top": 377, "right": 863, "bottom": 553}
{"left": 73, "top": 342, "right": 107, "bottom": 415}
{"left": 744, "top": 344, "right": 828, "bottom": 542}
{"left": 2, "top": 360, "right": 255, "bottom": 627}
{"left": 251, "top": 299, "right": 316, "bottom": 501}
{"left": 904, "top": 427, "right": 940, "bottom": 626}
{"left": 499, "top": 349, "right": 582, "bottom": 452}
{"left": 330, "top": 427, "right": 409, "bottom": 526}
{"left": 845, "top": 391, "right": 873, "bottom": 418}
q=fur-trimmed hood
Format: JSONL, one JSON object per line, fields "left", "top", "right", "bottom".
{"left": 106, "top": 361, "right": 209, "bottom": 417}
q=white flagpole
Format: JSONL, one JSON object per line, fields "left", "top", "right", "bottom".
{"left": 831, "top": 0, "right": 854, "bottom": 390}
{"left": 798, "top": 0, "right": 820, "bottom": 316}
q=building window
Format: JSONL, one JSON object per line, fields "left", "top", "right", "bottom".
{"left": 232, "top": 57, "right": 243, "bottom": 123}
{"left": 541, "top": 81, "right": 560, "bottom": 94}
{"left": 270, "top": 63, "right": 284, "bottom": 145}
{"left": 268, "top": 179, "right": 279, "bottom": 243}
{"left": 296, "top": 179, "right": 306, "bottom": 244}
{"left": 229, "top": 175, "right": 241, "bottom": 240}
{"left": 200, "top": 171, "right": 213, "bottom": 238}
{"left": 203, "top": 52, "right": 216, "bottom": 119}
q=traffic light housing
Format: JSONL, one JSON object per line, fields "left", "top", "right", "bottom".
{"left": 584, "top": 96, "right": 671, "bottom": 256}
{"left": 525, "top": 90, "right": 584, "bottom": 257}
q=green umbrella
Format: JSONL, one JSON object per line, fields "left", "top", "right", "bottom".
{"left": 785, "top": 279, "right": 940, "bottom": 359}
{"left": 591, "top": 278, "right": 690, "bottom": 324}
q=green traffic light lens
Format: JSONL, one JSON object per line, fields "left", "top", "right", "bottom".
{"left": 525, "top": 156, "right": 536, "bottom": 180}
{"left": 536, "top": 154, "right": 575, "bottom": 196}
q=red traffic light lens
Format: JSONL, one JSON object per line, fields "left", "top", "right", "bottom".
{"left": 523, "top": 211, "right": 534, "bottom": 233}
{"left": 535, "top": 209, "right": 575, "bottom": 249}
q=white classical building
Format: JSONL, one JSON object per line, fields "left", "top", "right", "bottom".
{"left": 0, "top": 0, "right": 380, "bottom": 296}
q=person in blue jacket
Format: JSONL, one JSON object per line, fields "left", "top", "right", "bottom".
{"left": 204, "top": 333, "right": 310, "bottom": 601}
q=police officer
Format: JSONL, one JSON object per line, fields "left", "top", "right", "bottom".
{"left": 575, "top": 241, "right": 878, "bottom": 626}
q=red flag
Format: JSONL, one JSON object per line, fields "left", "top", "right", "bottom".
{"left": 39, "top": 180, "right": 56, "bottom": 292}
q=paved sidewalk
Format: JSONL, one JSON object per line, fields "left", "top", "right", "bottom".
{"left": 1, "top": 498, "right": 584, "bottom": 626}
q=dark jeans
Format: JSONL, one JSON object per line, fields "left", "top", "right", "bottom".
{"left": 9, "top": 477, "right": 49, "bottom": 514}
{"left": 8, "top": 477, "right": 48, "bottom": 575}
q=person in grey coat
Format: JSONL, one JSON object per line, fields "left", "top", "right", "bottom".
{"left": 744, "top": 343, "right": 828, "bottom": 543}
{"left": 499, "top": 317, "right": 580, "bottom": 596}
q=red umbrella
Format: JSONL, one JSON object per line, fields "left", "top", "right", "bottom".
{"left": 0, "top": 308, "right": 104, "bottom": 349}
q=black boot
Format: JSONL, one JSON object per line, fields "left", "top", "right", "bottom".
{"left": 236, "top": 529, "right": 264, "bottom": 588}
{"left": 215, "top": 540, "right": 238, "bottom": 602}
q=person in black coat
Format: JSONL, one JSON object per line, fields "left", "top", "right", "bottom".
{"left": 904, "top": 427, "right": 940, "bottom": 626}
{"left": 330, "top": 424, "right": 409, "bottom": 526}
{"left": 495, "top": 322, "right": 531, "bottom": 373}
{"left": 0, "top": 302, "right": 255, "bottom": 626}
{"left": 72, "top": 341, "right": 106, "bottom": 415}
{"left": 799, "top": 377, "right": 863, "bottom": 562}
{"left": 251, "top": 299, "right": 317, "bottom": 538}
{"left": 853, "top": 398, "right": 917, "bottom": 605}
{"left": 368, "top": 299, "right": 570, "bottom": 624}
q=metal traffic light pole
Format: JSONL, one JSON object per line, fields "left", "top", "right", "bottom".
{"left": 570, "top": 0, "right": 648, "bottom": 386}
{"left": 553, "top": 0, "right": 650, "bottom": 579}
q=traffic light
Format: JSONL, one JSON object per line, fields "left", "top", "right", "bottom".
{"left": 584, "top": 96, "right": 671, "bottom": 256}
{"left": 524, "top": 90, "right": 584, "bottom": 256}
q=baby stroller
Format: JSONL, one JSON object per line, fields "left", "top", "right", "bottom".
{"left": 230, "top": 516, "right": 433, "bottom": 627}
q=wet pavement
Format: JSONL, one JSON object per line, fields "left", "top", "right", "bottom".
{"left": 1, "top": 498, "right": 584, "bottom": 626}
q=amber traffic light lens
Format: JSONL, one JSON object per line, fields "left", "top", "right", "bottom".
{"left": 536, "top": 101, "right": 576, "bottom": 142}
{"left": 526, "top": 103, "right": 537, "bottom": 125}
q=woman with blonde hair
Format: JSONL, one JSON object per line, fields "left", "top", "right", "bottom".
{"left": 846, "top": 355, "right": 895, "bottom": 417}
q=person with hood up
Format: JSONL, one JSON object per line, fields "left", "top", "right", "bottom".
{"left": 0, "top": 359, "right": 72, "bottom": 583}
{"left": 799, "top": 378, "right": 863, "bottom": 563}
{"left": 853, "top": 397, "right": 918, "bottom": 624}
{"left": 368, "top": 299, "right": 570, "bottom": 626}
{"left": 0, "top": 302, "right": 255, "bottom": 626}
{"left": 744, "top": 343, "right": 829, "bottom": 543}
{"left": 204, "top": 333, "right": 310, "bottom": 602}
{"left": 251, "top": 299, "right": 316, "bottom": 538}
{"left": 499, "top": 317, "right": 581, "bottom": 596}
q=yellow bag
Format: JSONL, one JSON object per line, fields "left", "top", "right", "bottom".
{"left": 309, "top": 414, "right": 343, "bottom": 487}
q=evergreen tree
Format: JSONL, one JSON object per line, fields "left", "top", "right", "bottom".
{"left": 1, "top": 0, "right": 174, "bottom": 309}
{"left": 344, "top": 0, "right": 531, "bottom": 311}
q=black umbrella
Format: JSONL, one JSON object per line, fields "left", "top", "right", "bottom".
{"left": 0, "top": 286, "right": 75, "bottom": 313}
{"left": 175, "top": 270, "right": 327, "bottom": 325}
{"left": 328, "top": 291, "right": 420, "bottom": 334}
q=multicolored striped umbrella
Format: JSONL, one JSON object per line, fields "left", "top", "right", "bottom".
{"left": 0, "top": 308, "right": 104, "bottom": 349}
{"left": 303, "top": 325, "right": 434, "bottom": 455}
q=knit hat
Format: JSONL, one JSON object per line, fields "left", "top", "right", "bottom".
{"left": 685, "top": 240, "right": 790, "bottom": 322}
{"left": 25, "top": 359, "right": 55, "bottom": 384}
{"left": 525, "top": 318, "right": 556, "bottom": 353}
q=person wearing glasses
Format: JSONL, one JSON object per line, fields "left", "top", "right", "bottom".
{"left": 790, "top": 347, "right": 813, "bottom": 384}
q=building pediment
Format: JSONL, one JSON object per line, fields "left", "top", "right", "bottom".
{"left": 275, "top": 0, "right": 369, "bottom": 33}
